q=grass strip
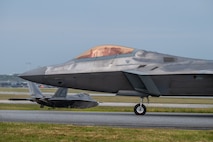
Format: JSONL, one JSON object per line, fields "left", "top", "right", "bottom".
{"left": 1, "top": 94, "right": 213, "bottom": 104}
{"left": 0, "top": 122, "right": 212, "bottom": 142}
{"left": 0, "top": 104, "right": 213, "bottom": 113}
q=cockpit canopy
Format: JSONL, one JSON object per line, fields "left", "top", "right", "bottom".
{"left": 76, "top": 45, "right": 134, "bottom": 59}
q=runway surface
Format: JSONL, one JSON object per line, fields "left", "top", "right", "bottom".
{"left": 0, "top": 110, "right": 212, "bottom": 130}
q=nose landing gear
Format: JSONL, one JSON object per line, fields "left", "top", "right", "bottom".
{"left": 134, "top": 97, "right": 148, "bottom": 115}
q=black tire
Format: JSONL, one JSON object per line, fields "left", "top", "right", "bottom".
{"left": 134, "top": 103, "right": 146, "bottom": 115}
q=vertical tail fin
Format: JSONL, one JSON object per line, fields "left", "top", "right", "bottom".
{"left": 52, "top": 88, "right": 68, "bottom": 98}
{"left": 28, "top": 82, "right": 44, "bottom": 98}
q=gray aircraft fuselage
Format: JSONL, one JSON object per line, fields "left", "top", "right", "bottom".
{"left": 20, "top": 45, "right": 213, "bottom": 97}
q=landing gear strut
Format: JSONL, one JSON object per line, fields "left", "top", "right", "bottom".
{"left": 134, "top": 97, "right": 147, "bottom": 115}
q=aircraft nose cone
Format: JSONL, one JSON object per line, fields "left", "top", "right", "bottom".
{"left": 20, "top": 66, "right": 47, "bottom": 76}
{"left": 19, "top": 66, "right": 47, "bottom": 83}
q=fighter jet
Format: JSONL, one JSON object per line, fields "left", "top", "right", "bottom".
{"left": 9, "top": 82, "right": 98, "bottom": 108}
{"left": 19, "top": 45, "right": 213, "bottom": 115}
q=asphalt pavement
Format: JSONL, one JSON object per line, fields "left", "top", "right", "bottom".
{"left": 0, "top": 110, "right": 212, "bottom": 130}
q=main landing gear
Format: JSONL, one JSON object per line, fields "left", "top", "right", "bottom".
{"left": 134, "top": 97, "right": 148, "bottom": 115}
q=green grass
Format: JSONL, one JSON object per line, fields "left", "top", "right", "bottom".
{"left": 2, "top": 87, "right": 211, "bottom": 103}
{"left": 92, "top": 96, "right": 213, "bottom": 104}
{"left": 0, "top": 87, "right": 29, "bottom": 92}
{"left": 1, "top": 104, "right": 213, "bottom": 113}
{"left": 1, "top": 87, "right": 213, "bottom": 104}
{"left": 0, "top": 94, "right": 29, "bottom": 100}
{"left": 1, "top": 87, "right": 213, "bottom": 113}
{"left": 0, "top": 122, "right": 212, "bottom": 142}
{"left": 1, "top": 93, "right": 213, "bottom": 104}
{"left": 1, "top": 88, "right": 212, "bottom": 142}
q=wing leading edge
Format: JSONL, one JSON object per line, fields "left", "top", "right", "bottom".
{"left": 121, "top": 70, "right": 213, "bottom": 97}
{"left": 116, "top": 71, "right": 160, "bottom": 97}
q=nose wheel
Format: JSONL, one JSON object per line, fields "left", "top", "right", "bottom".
{"left": 134, "top": 103, "right": 146, "bottom": 115}
{"left": 134, "top": 97, "right": 148, "bottom": 115}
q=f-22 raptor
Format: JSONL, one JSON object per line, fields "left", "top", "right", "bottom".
{"left": 9, "top": 82, "right": 98, "bottom": 109}
{"left": 20, "top": 45, "right": 213, "bottom": 115}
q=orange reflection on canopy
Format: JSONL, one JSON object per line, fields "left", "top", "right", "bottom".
{"left": 77, "top": 45, "right": 134, "bottom": 59}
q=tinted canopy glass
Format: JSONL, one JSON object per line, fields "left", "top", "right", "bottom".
{"left": 77, "top": 45, "right": 134, "bottom": 59}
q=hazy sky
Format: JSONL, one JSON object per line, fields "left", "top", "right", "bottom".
{"left": 0, "top": 0, "right": 213, "bottom": 74}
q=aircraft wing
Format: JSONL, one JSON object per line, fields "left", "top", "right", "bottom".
{"left": 119, "top": 70, "right": 161, "bottom": 97}
{"left": 120, "top": 69, "right": 213, "bottom": 97}
{"left": 9, "top": 98, "right": 30, "bottom": 101}
{"left": 124, "top": 69, "right": 213, "bottom": 76}
{"left": 8, "top": 98, "right": 37, "bottom": 102}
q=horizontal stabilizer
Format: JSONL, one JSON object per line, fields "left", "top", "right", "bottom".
{"left": 9, "top": 98, "right": 28, "bottom": 101}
